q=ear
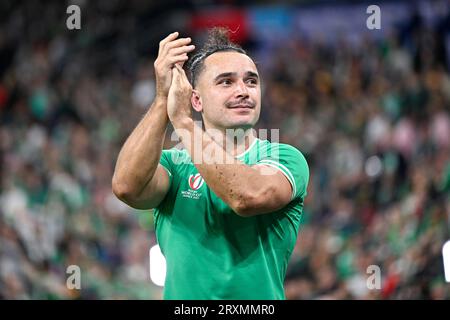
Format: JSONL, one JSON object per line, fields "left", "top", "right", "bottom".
{"left": 191, "top": 89, "right": 202, "bottom": 112}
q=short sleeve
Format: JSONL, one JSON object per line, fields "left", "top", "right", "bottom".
{"left": 155, "top": 148, "right": 187, "bottom": 211}
{"left": 159, "top": 149, "right": 174, "bottom": 186}
{"left": 256, "top": 144, "right": 309, "bottom": 201}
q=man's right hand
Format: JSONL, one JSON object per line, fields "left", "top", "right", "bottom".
{"left": 154, "top": 32, "right": 195, "bottom": 100}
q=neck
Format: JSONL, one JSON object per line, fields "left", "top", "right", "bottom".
{"left": 203, "top": 121, "right": 256, "bottom": 158}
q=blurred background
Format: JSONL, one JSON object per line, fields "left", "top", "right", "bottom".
{"left": 0, "top": 0, "right": 449, "bottom": 299}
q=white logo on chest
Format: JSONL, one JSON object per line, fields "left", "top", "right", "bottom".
{"left": 188, "top": 173, "right": 204, "bottom": 190}
{"left": 181, "top": 173, "right": 204, "bottom": 200}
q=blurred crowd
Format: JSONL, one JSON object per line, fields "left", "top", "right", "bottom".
{"left": 0, "top": 1, "right": 449, "bottom": 299}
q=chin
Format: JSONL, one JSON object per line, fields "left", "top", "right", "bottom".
{"left": 226, "top": 120, "right": 256, "bottom": 130}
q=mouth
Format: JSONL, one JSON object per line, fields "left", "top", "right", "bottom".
{"left": 227, "top": 103, "right": 255, "bottom": 110}
{"left": 230, "top": 106, "right": 253, "bottom": 110}
{"left": 228, "top": 106, "right": 254, "bottom": 114}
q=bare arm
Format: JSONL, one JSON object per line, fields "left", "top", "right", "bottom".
{"left": 112, "top": 32, "right": 195, "bottom": 209}
{"left": 167, "top": 65, "right": 293, "bottom": 216}
{"left": 112, "top": 97, "right": 170, "bottom": 209}
{"left": 173, "top": 118, "right": 293, "bottom": 216}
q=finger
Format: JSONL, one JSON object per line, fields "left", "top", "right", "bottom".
{"left": 170, "top": 65, "right": 179, "bottom": 87}
{"left": 162, "top": 37, "right": 192, "bottom": 56}
{"left": 175, "top": 64, "right": 189, "bottom": 82}
{"left": 174, "top": 64, "right": 186, "bottom": 77}
{"left": 168, "top": 45, "right": 195, "bottom": 57}
{"left": 173, "top": 64, "right": 182, "bottom": 76}
{"left": 166, "top": 53, "right": 189, "bottom": 66}
{"left": 157, "top": 53, "right": 188, "bottom": 71}
{"left": 174, "top": 65, "right": 191, "bottom": 88}
{"left": 174, "top": 64, "right": 182, "bottom": 72}
{"left": 159, "top": 32, "right": 179, "bottom": 55}
{"left": 175, "top": 66, "right": 184, "bottom": 88}
{"left": 167, "top": 46, "right": 194, "bottom": 69}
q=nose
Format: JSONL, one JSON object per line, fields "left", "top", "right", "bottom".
{"left": 234, "top": 79, "right": 249, "bottom": 99}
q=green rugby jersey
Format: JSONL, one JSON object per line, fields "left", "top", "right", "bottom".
{"left": 154, "top": 138, "right": 309, "bottom": 299}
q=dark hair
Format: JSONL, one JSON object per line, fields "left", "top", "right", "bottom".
{"left": 187, "top": 27, "right": 246, "bottom": 87}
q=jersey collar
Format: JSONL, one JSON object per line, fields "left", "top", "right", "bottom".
{"left": 235, "top": 138, "right": 259, "bottom": 159}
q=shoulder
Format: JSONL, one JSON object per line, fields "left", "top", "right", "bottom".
{"left": 261, "top": 141, "right": 308, "bottom": 167}
{"left": 276, "top": 142, "right": 306, "bottom": 158}
{"left": 161, "top": 147, "right": 191, "bottom": 165}
{"left": 258, "top": 141, "right": 310, "bottom": 200}
{"left": 281, "top": 143, "right": 308, "bottom": 168}
{"left": 162, "top": 146, "right": 188, "bottom": 155}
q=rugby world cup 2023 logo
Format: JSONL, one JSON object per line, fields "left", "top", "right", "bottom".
{"left": 182, "top": 173, "right": 204, "bottom": 200}
{"left": 188, "top": 173, "right": 204, "bottom": 191}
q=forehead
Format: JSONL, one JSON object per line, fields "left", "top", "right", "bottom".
{"left": 202, "top": 51, "right": 258, "bottom": 78}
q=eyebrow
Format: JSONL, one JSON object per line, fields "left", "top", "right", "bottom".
{"left": 213, "top": 71, "right": 259, "bottom": 82}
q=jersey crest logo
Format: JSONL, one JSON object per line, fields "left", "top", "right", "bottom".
{"left": 188, "top": 173, "right": 204, "bottom": 191}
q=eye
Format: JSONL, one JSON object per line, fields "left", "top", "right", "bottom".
{"left": 218, "top": 79, "right": 232, "bottom": 86}
{"left": 246, "top": 78, "right": 258, "bottom": 86}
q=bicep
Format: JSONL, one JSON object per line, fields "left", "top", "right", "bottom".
{"left": 242, "top": 164, "right": 293, "bottom": 216}
{"left": 125, "top": 164, "right": 171, "bottom": 210}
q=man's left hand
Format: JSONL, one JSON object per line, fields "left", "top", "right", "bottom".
{"left": 167, "top": 64, "right": 193, "bottom": 125}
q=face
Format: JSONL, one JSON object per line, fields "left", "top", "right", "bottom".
{"left": 192, "top": 51, "right": 261, "bottom": 131}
